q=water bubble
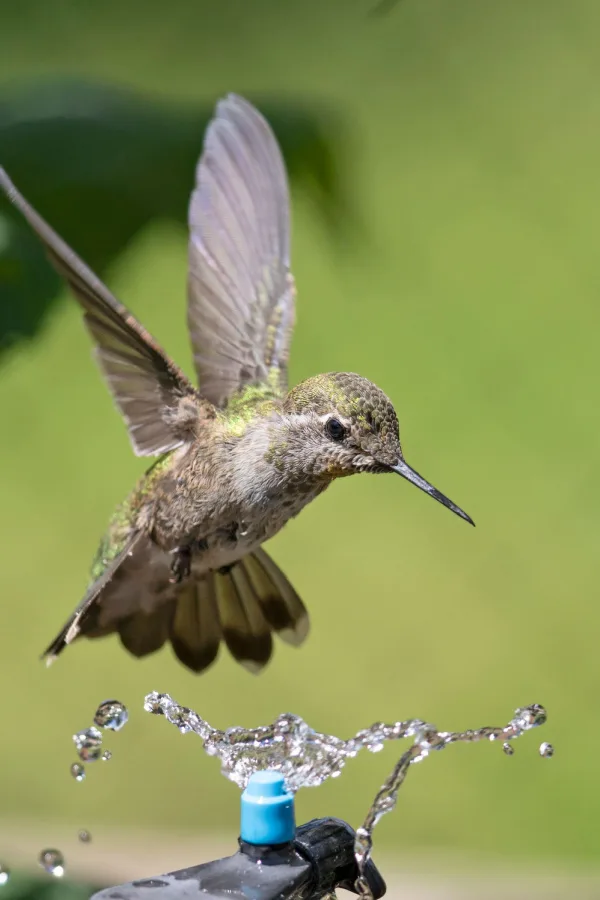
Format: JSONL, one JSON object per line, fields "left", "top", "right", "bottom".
{"left": 70, "top": 763, "right": 85, "bottom": 782}
{"left": 0, "top": 865, "right": 10, "bottom": 886}
{"left": 39, "top": 849, "right": 65, "bottom": 878}
{"left": 539, "top": 742, "right": 554, "bottom": 758}
{"left": 94, "top": 700, "right": 128, "bottom": 731}
{"left": 73, "top": 727, "right": 103, "bottom": 762}
{"left": 78, "top": 830, "right": 91, "bottom": 844}
{"left": 502, "top": 742, "right": 515, "bottom": 756}
{"left": 101, "top": 750, "right": 112, "bottom": 761}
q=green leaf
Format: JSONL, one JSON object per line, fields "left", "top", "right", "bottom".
{"left": 0, "top": 77, "right": 355, "bottom": 357}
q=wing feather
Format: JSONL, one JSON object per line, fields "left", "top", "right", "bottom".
{"left": 187, "top": 94, "right": 296, "bottom": 408}
{"left": 0, "top": 166, "right": 202, "bottom": 456}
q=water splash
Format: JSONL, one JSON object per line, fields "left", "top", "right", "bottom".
{"left": 145, "top": 693, "right": 550, "bottom": 899}
{"left": 78, "top": 830, "right": 92, "bottom": 844}
{"left": 350, "top": 704, "right": 549, "bottom": 899}
{"left": 39, "top": 849, "right": 65, "bottom": 878}
{"left": 73, "top": 727, "right": 103, "bottom": 762}
{"left": 94, "top": 700, "right": 128, "bottom": 732}
{"left": 70, "top": 762, "right": 85, "bottom": 782}
{"left": 0, "top": 865, "right": 9, "bottom": 886}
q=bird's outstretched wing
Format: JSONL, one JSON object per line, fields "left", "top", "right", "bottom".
{"left": 187, "top": 93, "right": 296, "bottom": 408}
{"left": 0, "top": 167, "right": 201, "bottom": 456}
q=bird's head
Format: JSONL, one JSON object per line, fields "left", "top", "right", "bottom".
{"left": 272, "top": 372, "right": 473, "bottom": 524}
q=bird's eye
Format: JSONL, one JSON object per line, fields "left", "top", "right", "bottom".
{"left": 325, "top": 418, "right": 346, "bottom": 442}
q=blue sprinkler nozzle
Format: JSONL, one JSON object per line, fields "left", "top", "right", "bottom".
{"left": 240, "top": 770, "right": 295, "bottom": 846}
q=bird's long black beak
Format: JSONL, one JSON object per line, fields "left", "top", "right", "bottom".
{"left": 391, "top": 460, "right": 474, "bottom": 525}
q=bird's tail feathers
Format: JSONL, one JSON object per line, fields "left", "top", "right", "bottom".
{"left": 42, "top": 544, "right": 309, "bottom": 675}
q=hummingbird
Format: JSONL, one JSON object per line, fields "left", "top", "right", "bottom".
{"left": 0, "top": 94, "right": 474, "bottom": 676}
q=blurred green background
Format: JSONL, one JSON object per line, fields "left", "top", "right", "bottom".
{"left": 0, "top": 0, "right": 598, "bottom": 888}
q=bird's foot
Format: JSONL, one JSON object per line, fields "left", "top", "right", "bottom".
{"left": 169, "top": 545, "right": 192, "bottom": 584}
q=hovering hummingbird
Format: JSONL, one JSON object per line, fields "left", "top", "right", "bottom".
{"left": 0, "top": 94, "right": 474, "bottom": 675}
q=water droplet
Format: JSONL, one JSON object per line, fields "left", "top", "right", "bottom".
{"left": 39, "top": 849, "right": 65, "bottom": 877}
{"left": 512, "top": 704, "right": 547, "bottom": 732}
{"left": 502, "top": 742, "right": 515, "bottom": 756}
{"left": 238, "top": 521, "right": 249, "bottom": 537}
{"left": 0, "top": 864, "right": 10, "bottom": 886}
{"left": 94, "top": 700, "right": 128, "bottom": 731}
{"left": 101, "top": 750, "right": 112, "bottom": 761}
{"left": 78, "top": 830, "right": 91, "bottom": 844}
{"left": 539, "top": 742, "right": 554, "bottom": 758}
{"left": 417, "top": 726, "right": 442, "bottom": 754}
{"left": 73, "top": 727, "right": 103, "bottom": 762}
{"left": 144, "top": 692, "right": 172, "bottom": 715}
{"left": 165, "top": 705, "right": 192, "bottom": 734}
{"left": 70, "top": 763, "right": 85, "bottom": 782}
